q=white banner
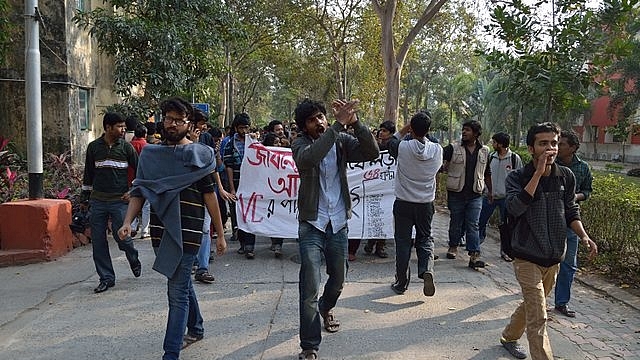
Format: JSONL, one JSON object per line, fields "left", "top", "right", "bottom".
{"left": 235, "top": 138, "right": 397, "bottom": 239}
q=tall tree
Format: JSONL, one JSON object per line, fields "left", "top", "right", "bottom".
{"left": 73, "top": 0, "right": 241, "bottom": 117}
{"left": 372, "top": 0, "right": 448, "bottom": 123}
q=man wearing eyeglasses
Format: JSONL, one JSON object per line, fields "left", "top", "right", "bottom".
{"left": 118, "top": 97, "right": 227, "bottom": 360}
{"left": 292, "top": 99, "right": 379, "bottom": 360}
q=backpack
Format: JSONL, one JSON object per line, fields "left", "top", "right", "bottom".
{"left": 489, "top": 151, "right": 517, "bottom": 169}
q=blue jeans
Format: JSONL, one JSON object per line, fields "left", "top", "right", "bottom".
{"left": 393, "top": 200, "right": 435, "bottom": 289}
{"left": 89, "top": 199, "right": 139, "bottom": 284}
{"left": 478, "top": 197, "right": 507, "bottom": 243}
{"left": 298, "top": 221, "right": 347, "bottom": 351}
{"left": 555, "top": 228, "right": 578, "bottom": 307}
{"left": 163, "top": 252, "right": 204, "bottom": 360}
{"left": 196, "top": 210, "right": 212, "bottom": 274}
{"left": 447, "top": 194, "right": 482, "bottom": 253}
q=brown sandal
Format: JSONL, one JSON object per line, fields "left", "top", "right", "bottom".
{"left": 320, "top": 310, "right": 340, "bottom": 333}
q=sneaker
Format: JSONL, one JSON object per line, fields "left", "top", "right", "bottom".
{"left": 181, "top": 333, "right": 203, "bottom": 349}
{"left": 500, "top": 338, "right": 528, "bottom": 359}
{"left": 555, "top": 304, "right": 576, "bottom": 318}
{"left": 468, "top": 251, "right": 486, "bottom": 269}
{"left": 446, "top": 246, "right": 457, "bottom": 259}
{"left": 245, "top": 250, "right": 255, "bottom": 259}
{"left": 390, "top": 282, "right": 406, "bottom": 295}
{"left": 422, "top": 272, "right": 435, "bottom": 297}
{"left": 274, "top": 244, "right": 282, "bottom": 258}
{"left": 194, "top": 271, "right": 215, "bottom": 284}
{"left": 140, "top": 232, "right": 150, "bottom": 239}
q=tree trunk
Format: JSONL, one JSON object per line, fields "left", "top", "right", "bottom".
{"left": 448, "top": 107, "right": 454, "bottom": 144}
{"left": 218, "top": 76, "right": 228, "bottom": 128}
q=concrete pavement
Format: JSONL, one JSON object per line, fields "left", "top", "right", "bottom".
{"left": 0, "top": 208, "right": 639, "bottom": 360}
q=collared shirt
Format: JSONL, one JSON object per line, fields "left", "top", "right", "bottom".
{"left": 309, "top": 143, "right": 347, "bottom": 233}
{"left": 556, "top": 154, "right": 593, "bottom": 201}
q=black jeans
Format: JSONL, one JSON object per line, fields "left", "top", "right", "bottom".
{"left": 393, "top": 200, "right": 435, "bottom": 286}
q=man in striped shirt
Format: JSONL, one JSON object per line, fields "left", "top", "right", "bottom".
{"left": 81, "top": 112, "right": 141, "bottom": 294}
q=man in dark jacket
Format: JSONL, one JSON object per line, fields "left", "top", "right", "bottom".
{"left": 81, "top": 112, "right": 140, "bottom": 294}
{"left": 499, "top": 122, "right": 597, "bottom": 360}
{"left": 291, "top": 98, "right": 378, "bottom": 360}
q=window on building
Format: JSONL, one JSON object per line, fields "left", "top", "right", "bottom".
{"left": 79, "top": 88, "right": 90, "bottom": 130}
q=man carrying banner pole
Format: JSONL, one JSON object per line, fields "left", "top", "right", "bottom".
{"left": 291, "top": 98, "right": 379, "bottom": 360}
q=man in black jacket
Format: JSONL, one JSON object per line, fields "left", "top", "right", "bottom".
{"left": 499, "top": 122, "right": 598, "bottom": 360}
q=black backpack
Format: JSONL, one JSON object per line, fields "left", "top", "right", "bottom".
{"left": 489, "top": 151, "right": 517, "bottom": 169}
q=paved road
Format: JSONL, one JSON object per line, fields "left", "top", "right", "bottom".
{"left": 0, "top": 209, "right": 639, "bottom": 360}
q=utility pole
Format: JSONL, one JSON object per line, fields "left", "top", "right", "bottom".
{"left": 25, "top": 0, "right": 43, "bottom": 199}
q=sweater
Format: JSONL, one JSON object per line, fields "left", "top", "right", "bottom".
{"left": 130, "top": 143, "right": 216, "bottom": 278}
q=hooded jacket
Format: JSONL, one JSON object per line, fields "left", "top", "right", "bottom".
{"left": 388, "top": 133, "right": 443, "bottom": 203}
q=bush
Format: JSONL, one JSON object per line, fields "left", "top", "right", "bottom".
{"left": 0, "top": 136, "right": 82, "bottom": 205}
{"left": 605, "top": 163, "right": 625, "bottom": 172}
{"left": 580, "top": 173, "right": 640, "bottom": 284}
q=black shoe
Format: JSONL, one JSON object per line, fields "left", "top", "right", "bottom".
{"left": 555, "top": 304, "right": 576, "bottom": 318}
{"left": 181, "top": 333, "right": 203, "bottom": 349}
{"left": 94, "top": 281, "right": 114, "bottom": 293}
{"left": 422, "top": 272, "right": 435, "bottom": 297}
{"left": 245, "top": 250, "right": 255, "bottom": 259}
{"left": 363, "top": 240, "right": 374, "bottom": 254}
{"left": 130, "top": 260, "right": 142, "bottom": 277}
{"left": 194, "top": 271, "right": 215, "bottom": 284}
{"left": 274, "top": 244, "right": 282, "bottom": 258}
{"left": 391, "top": 282, "right": 406, "bottom": 295}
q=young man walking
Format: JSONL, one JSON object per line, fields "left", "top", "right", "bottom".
{"left": 292, "top": 98, "right": 379, "bottom": 360}
{"left": 478, "top": 132, "right": 523, "bottom": 261}
{"left": 554, "top": 129, "right": 593, "bottom": 318}
{"left": 118, "top": 97, "right": 227, "bottom": 360}
{"left": 499, "top": 122, "right": 597, "bottom": 360}
{"left": 387, "top": 111, "right": 443, "bottom": 296}
{"left": 81, "top": 112, "right": 141, "bottom": 293}
{"left": 442, "top": 120, "right": 492, "bottom": 268}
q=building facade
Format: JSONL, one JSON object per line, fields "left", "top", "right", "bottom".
{"left": 0, "top": 0, "right": 118, "bottom": 164}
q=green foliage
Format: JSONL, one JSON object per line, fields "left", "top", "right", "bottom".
{"left": 0, "top": 0, "right": 16, "bottom": 65}
{"left": 73, "top": 0, "right": 242, "bottom": 111}
{"left": 581, "top": 173, "right": 640, "bottom": 283}
{"left": 511, "top": 147, "right": 532, "bottom": 164}
{"left": 1, "top": 136, "right": 82, "bottom": 204}
{"left": 480, "top": 0, "right": 622, "bottom": 127}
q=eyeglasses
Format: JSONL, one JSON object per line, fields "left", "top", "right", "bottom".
{"left": 163, "top": 116, "right": 189, "bottom": 126}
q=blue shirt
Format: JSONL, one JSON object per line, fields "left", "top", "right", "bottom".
{"left": 309, "top": 143, "right": 347, "bottom": 233}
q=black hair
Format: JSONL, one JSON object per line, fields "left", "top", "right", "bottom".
{"left": 267, "top": 119, "right": 283, "bottom": 132}
{"left": 262, "top": 133, "right": 279, "bottom": 146}
{"left": 144, "top": 122, "right": 157, "bottom": 136}
{"left": 462, "top": 120, "right": 482, "bottom": 137}
{"left": 492, "top": 132, "right": 510, "bottom": 148}
{"left": 103, "top": 112, "right": 125, "bottom": 130}
{"left": 561, "top": 129, "right": 580, "bottom": 150}
{"left": 379, "top": 120, "right": 395, "bottom": 133}
{"left": 160, "top": 96, "right": 193, "bottom": 118}
{"left": 526, "top": 122, "right": 561, "bottom": 146}
{"left": 134, "top": 125, "right": 147, "bottom": 138}
{"left": 125, "top": 115, "right": 139, "bottom": 131}
{"left": 410, "top": 111, "right": 431, "bottom": 138}
{"left": 294, "top": 99, "right": 326, "bottom": 131}
{"left": 208, "top": 127, "right": 223, "bottom": 138}
{"left": 231, "top": 113, "right": 251, "bottom": 128}
{"left": 192, "top": 109, "right": 209, "bottom": 124}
